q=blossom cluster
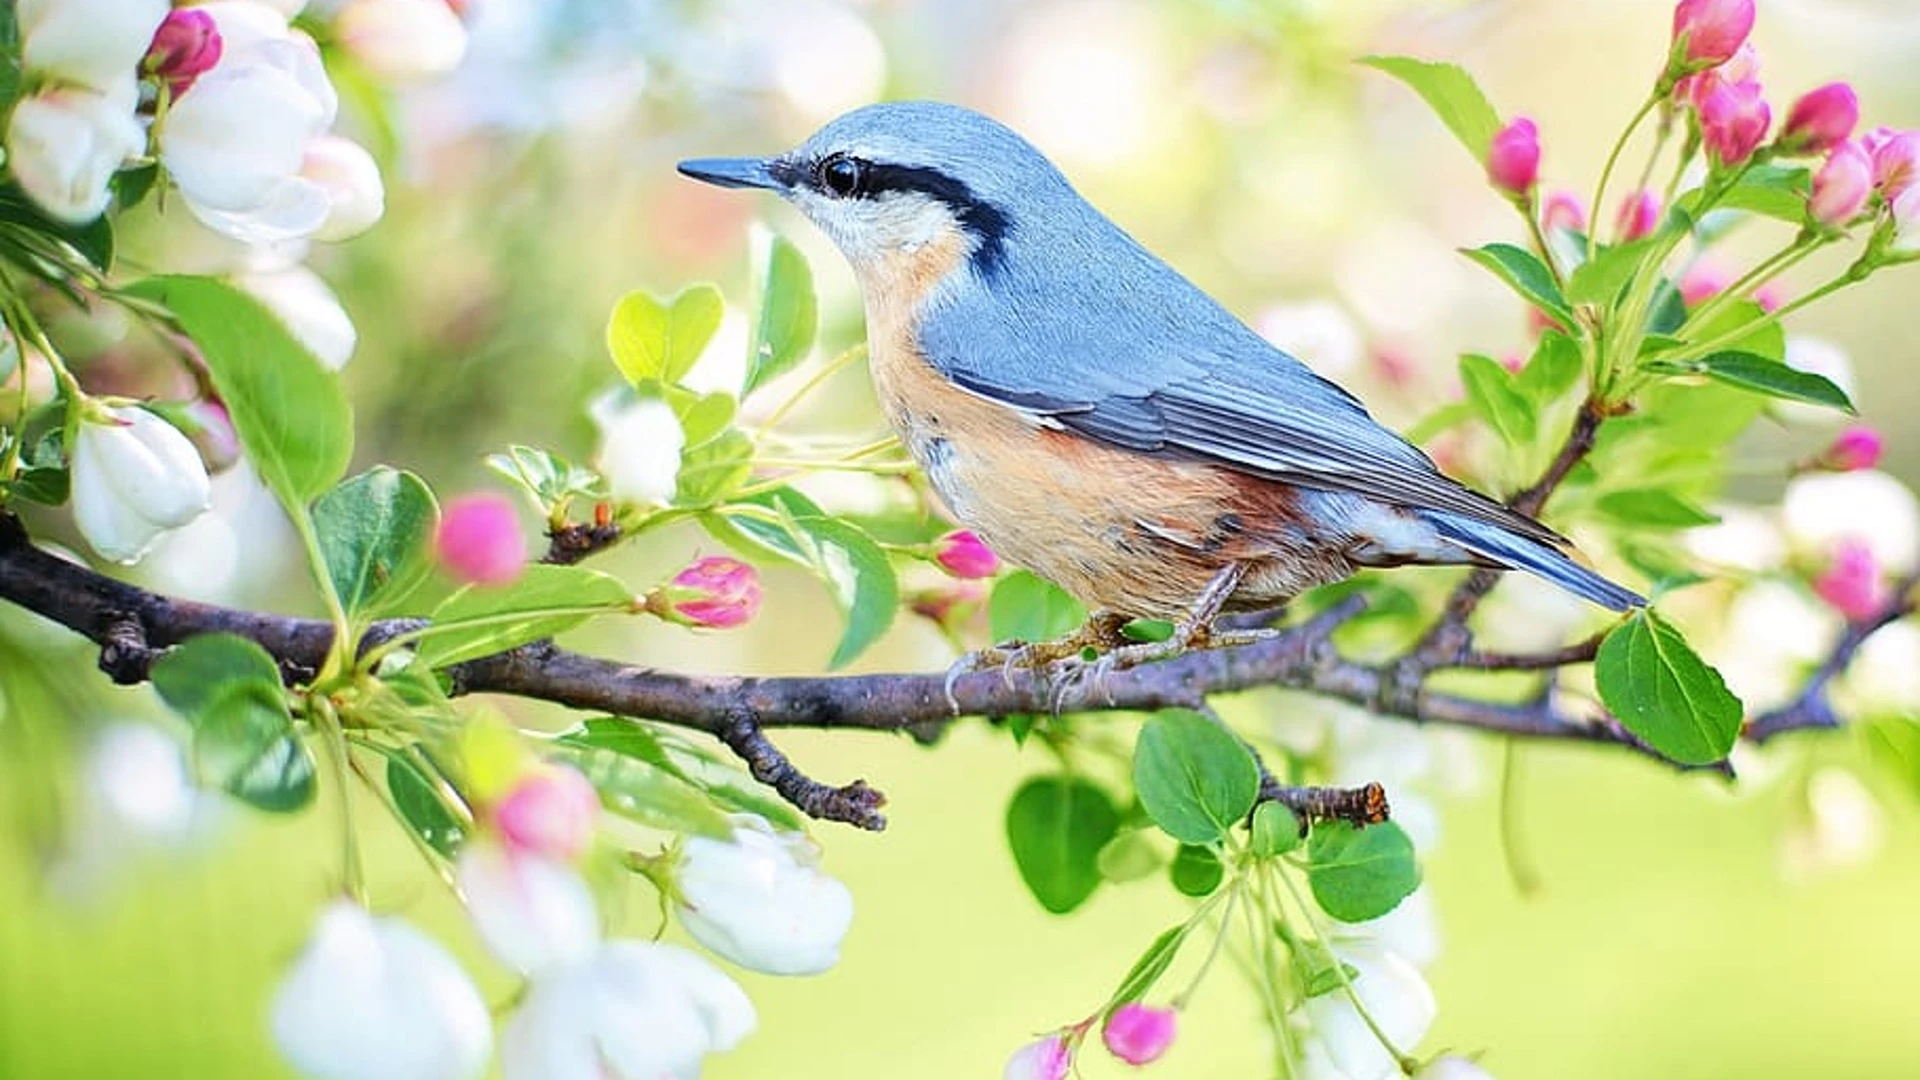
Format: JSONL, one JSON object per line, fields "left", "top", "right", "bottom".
{"left": 0, "top": 0, "right": 469, "bottom": 564}
{"left": 270, "top": 747, "right": 855, "bottom": 1080}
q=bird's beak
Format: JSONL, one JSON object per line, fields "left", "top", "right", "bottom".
{"left": 676, "top": 157, "right": 782, "bottom": 191}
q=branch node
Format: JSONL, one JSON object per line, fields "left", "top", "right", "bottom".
{"left": 543, "top": 523, "right": 623, "bottom": 566}
{"left": 1259, "top": 776, "right": 1393, "bottom": 831}
{"left": 97, "top": 615, "right": 159, "bottom": 685}
{"left": 718, "top": 710, "right": 888, "bottom": 832}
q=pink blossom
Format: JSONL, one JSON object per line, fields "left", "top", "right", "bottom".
{"left": 669, "top": 556, "right": 762, "bottom": 629}
{"left": 143, "top": 8, "right": 222, "bottom": 97}
{"left": 1871, "top": 130, "right": 1920, "bottom": 201}
{"left": 1486, "top": 117, "right": 1541, "bottom": 198}
{"left": 1679, "top": 261, "right": 1731, "bottom": 306}
{"left": 1753, "top": 283, "right": 1784, "bottom": 312}
{"left": 1004, "top": 1035, "right": 1073, "bottom": 1080}
{"left": 1615, "top": 189, "right": 1661, "bottom": 240}
{"left": 1779, "top": 83, "right": 1859, "bottom": 155}
{"left": 1671, "top": 0, "right": 1756, "bottom": 67}
{"left": 1102, "top": 1004, "right": 1177, "bottom": 1066}
{"left": 1541, "top": 190, "right": 1587, "bottom": 233}
{"left": 495, "top": 765, "right": 600, "bottom": 863}
{"left": 1700, "top": 78, "right": 1772, "bottom": 168}
{"left": 1809, "top": 141, "right": 1872, "bottom": 226}
{"left": 934, "top": 530, "right": 1001, "bottom": 579}
{"left": 435, "top": 493, "right": 527, "bottom": 587}
{"left": 1813, "top": 539, "right": 1889, "bottom": 621}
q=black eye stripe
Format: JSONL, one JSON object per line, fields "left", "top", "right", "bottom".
{"left": 791, "top": 155, "right": 1012, "bottom": 279}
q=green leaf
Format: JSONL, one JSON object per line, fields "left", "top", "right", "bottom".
{"left": 124, "top": 276, "right": 352, "bottom": 506}
{"left": 1678, "top": 164, "right": 1812, "bottom": 225}
{"left": 557, "top": 742, "right": 730, "bottom": 839}
{"left": 1132, "top": 709, "right": 1260, "bottom": 845}
{"left": 1306, "top": 820, "right": 1421, "bottom": 922}
{"left": 1109, "top": 925, "right": 1185, "bottom": 1013}
{"left": 387, "top": 753, "right": 466, "bottom": 857}
{"left": 1650, "top": 350, "right": 1855, "bottom": 413}
{"left": 989, "top": 570, "right": 1087, "bottom": 643}
{"left": 418, "top": 564, "right": 634, "bottom": 669}
{"left": 559, "top": 716, "right": 804, "bottom": 831}
{"left": 151, "top": 635, "right": 314, "bottom": 814}
{"left": 1458, "top": 353, "right": 1537, "bottom": 446}
{"left": 1688, "top": 299, "right": 1786, "bottom": 362}
{"left": 1096, "top": 830, "right": 1165, "bottom": 883}
{"left": 675, "top": 428, "right": 754, "bottom": 507}
{"left": 1515, "top": 330, "right": 1584, "bottom": 405}
{"left": 1595, "top": 611, "right": 1741, "bottom": 765}
{"left": 1861, "top": 719, "right": 1920, "bottom": 798}
{"left": 1566, "top": 239, "right": 1654, "bottom": 306}
{"left": 715, "top": 489, "right": 898, "bottom": 666}
{"left": 606, "top": 285, "right": 724, "bottom": 386}
{"left": 1403, "top": 401, "right": 1474, "bottom": 445}
{"left": 1357, "top": 55, "right": 1503, "bottom": 160}
{"left": 313, "top": 467, "right": 438, "bottom": 621}
{"left": 151, "top": 633, "right": 284, "bottom": 713}
{"left": 670, "top": 388, "right": 738, "bottom": 447}
{"left": 1251, "top": 800, "right": 1303, "bottom": 857}
{"left": 1169, "top": 843, "right": 1225, "bottom": 897}
{"left": 1461, "top": 243, "right": 1573, "bottom": 326}
{"left": 745, "top": 235, "right": 818, "bottom": 396}
{"left": 0, "top": 184, "right": 113, "bottom": 270}
{"left": 1005, "top": 775, "right": 1121, "bottom": 914}
{"left": 1121, "top": 618, "right": 1175, "bottom": 643}
{"left": 1594, "top": 489, "right": 1721, "bottom": 530}
{"left": 485, "top": 445, "right": 606, "bottom": 508}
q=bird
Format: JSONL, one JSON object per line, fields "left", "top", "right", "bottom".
{"left": 679, "top": 101, "right": 1641, "bottom": 659}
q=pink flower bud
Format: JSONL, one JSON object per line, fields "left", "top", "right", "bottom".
{"left": 144, "top": 9, "right": 222, "bottom": 97}
{"left": 1678, "top": 261, "right": 1731, "bottom": 307}
{"left": 1871, "top": 130, "right": 1920, "bottom": 202}
{"left": 1671, "top": 0, "right": 1756, "bottom": 67}
{"left": 1753, "top": 283, "right": 1784, "bottom": 312}
{"left": 934, "top": 529, "right": 1001, "bottom": 579}
{"left": 1004, "top": 1035, "right": 1073, "bottom": 1080}
{"left": 909, "top": 582, "right": 985, "bottom": 627}
{"left": 1819, "top": 425, "right": 1885, "bottom": 472}
{"left": 1893, "top": 185, "right": 1920, "bottom": 257}
{"left": 495, "top": 764, "right": 600, "bottom": 862}
{"left": 669, "top": 556, "right": 762, "bottom": 629}
{"left": 1779, "top": 83, "right": 1859, "bottom": 155}
{"left": 1485, "top": 117, "right": 1541, "bottom": 198}
{"left": 1615, "top": 189, "right": 1661, "bottom": 241}
{"left": 435, "top": 492, "right": 527, "bottom": 587}
{"left": 1813, "top": 538, "right": 1889, "bottom": 621}
{"left": 1675, "top": 45, "right": 1759, "bottom": 111}
{"left": 1809, "top": 141, "right": 1872, "bottom": 226}
{"left": 177, "top": 397, "right": 241, "bottom": 473}
{"left": 1102, "top": 1004, "right": 1177, "bottom": 1066}
{"left": 1541, "top": 190, "right": 1587, "bottom": 234}
{"left": 1700, "top": 78, "right": 1771, "bottom": 168}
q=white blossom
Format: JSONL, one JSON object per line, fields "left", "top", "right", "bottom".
{"left": 70, "top": 404, "right": 212, "bottom": 563}
{"left": 160, "top": 2, "right": 338, "bottom": 244}
{"left": 303, "top": 135, "right": 387, "bottom": 242}
{"left": 1293, "top": 945, "right": 1436, "bottom": 1080}
{"left": 501, "top": 941, "right": 755, "bottom": 1080}
{"left": 237, "top": 263, "right": 357, "bottom": 369}
{"left": 334, "top": 0, "right": 469, "bottom": 83}
{"left": 1781, "top": 470, "right": 1920, "bottom": 574}
{"left": 593, "top": 396, "right": 684, "bottom": 506}
{"left": 5, "top": 80, "right": 145, "bottom": 223}
{"left": 1837, "top": 620, "right": 1920, "bottom": 717}
{"left": 673, "top": 814, "right": 855, "bottom": 975}
{"left": 1683, "top": 504, "right": 1786, "bottom": 574}
{"left": 1255, "top": 299, "right": 1366, "bottom": 380}
{"left": 270, "top": 902, "right": 492, "bottom": 1080}
{"left": 17, "top": 0, "right": 168, "bottom": 89}
{"left": 457, "top": 838, "right": 599, "bottom": 976}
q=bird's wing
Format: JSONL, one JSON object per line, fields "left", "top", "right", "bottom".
{"left": 918, "top": 272, "right": 1564, "bottom": 547}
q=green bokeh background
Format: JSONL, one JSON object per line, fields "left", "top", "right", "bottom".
{"left": 6, "top": 0, "right": 1920, "bottom": 1077}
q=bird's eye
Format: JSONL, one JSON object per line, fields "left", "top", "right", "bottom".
{"left": 817, "top": 154, "right": 867, "bottom": 198}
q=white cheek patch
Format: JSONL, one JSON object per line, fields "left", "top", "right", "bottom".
{"left": 789, "top": 189, "right": 962, "bottom": 266}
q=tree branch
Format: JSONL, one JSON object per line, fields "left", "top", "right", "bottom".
{"left": 0, "top": 510, "right": 1822, "bottom": 807}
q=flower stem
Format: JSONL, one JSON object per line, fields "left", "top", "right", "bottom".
{"left": 1589, "top": 94, "right": 1664, "bottom": 264}
{"left": 314, "top": 697, "right": 368, "bottom": 906}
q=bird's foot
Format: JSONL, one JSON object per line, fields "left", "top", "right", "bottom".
{"left": 942, "top": 610, "right": 1133, "bottom": 712}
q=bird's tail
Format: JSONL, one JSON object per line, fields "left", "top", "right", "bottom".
{"left": 1424, "top": 512, "right": 1645, "bottom": 611}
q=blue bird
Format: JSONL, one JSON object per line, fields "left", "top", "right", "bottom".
{"left": 680, "top": 102, "right": 1641, "bottom": 652}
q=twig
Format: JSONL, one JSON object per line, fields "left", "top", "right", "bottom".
{"left": 543, "top": 521, "right": 623, "bottom": 566}
{"left": 1747, "top": 573, "right": 1920, "bottom": 743}
{"left": 716, "top": 709, "right": 887, "bottom": 831}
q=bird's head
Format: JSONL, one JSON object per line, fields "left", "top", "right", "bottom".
{"left": 678, "top": 102, "right": 1075, "bottom": 294}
